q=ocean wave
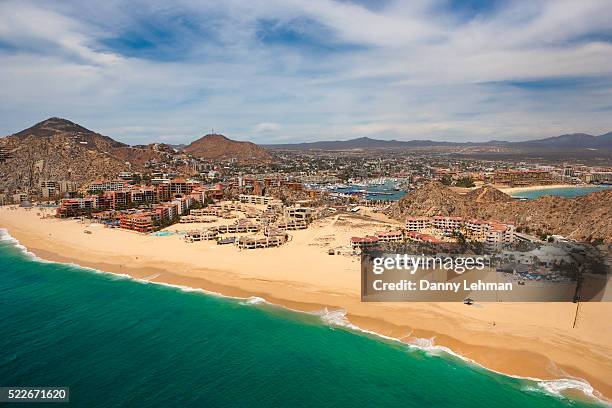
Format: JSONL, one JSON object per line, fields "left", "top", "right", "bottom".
{"left": 523, "top": 378, "right": 612, "bottom": 406}
{"left": 0, "top": 228, "right": 608, "bottom": 405}
{"left": 138, "top": 273, "right": 161, "bottom": 283}
{"left": 241, "top": 296, "right": 267, "bottom": 305}
{"left": 312, "top": 307, "right": 470, "bottom": 359}
{"left": 315, "top": 308, "right": 361, "bottom": 331}
{"left": 311, "top": 309, "right": 608, "bottom": 404}
{"left": 0, "top": 228, "right": 42, "bottom": 260}
{"left": 146, "top": 281, "right": 227, "bottom": 298}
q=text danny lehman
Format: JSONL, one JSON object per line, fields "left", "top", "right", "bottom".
{"left": 371, "top": 279, "right": 513, "bottom": 293}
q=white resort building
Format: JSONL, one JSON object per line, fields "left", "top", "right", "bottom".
{"left": 405, "top": 216, "right": 516, "bottom": 245}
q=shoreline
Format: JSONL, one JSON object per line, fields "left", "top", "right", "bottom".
{"left": 498, "top": 184, "right": 609, "bottom": 195}
{"left": 3, "top": 234, "right": 603, "bottom": 404}
{"left": 1, "top": 207, "right": 611, "bottom": 403}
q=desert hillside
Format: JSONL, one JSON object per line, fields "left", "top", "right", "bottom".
{"left": 183, "top": 133, "right": 271, "bottom": 162}
{"left": 386, "top": 182, "right": 612, "bottom": 242}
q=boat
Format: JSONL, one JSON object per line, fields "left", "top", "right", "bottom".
{"left": 369, "top": 178, "right": 386, "bottom": 186}
{"left": 366, "top": 191, "right": 394, "bottom": 196}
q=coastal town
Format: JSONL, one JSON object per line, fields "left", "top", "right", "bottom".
{"left": 1, "top": 118, "right": 612, "bottom": 401}
{"left": 0, "top": 120, "right": 610, "bottom": 245}
{"left": 0, "top": 118, "right": 609, "bottom": 313}
{"left": 1, "top": 119, "right": 611, "bottom": 257}
{"left": 3, "top": 1, "right": 612, "bottom": 405}
{"left": 2, "top": 146, "right": 609, "bottom": 294}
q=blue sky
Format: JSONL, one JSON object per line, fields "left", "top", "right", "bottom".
{"left": 0, "top": 0, "right": 611, "bottom": 144}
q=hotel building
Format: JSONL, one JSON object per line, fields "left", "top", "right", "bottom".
{"left": 239, "top": 194, "right": 278, "bottom": 205}
{"left": 585, "top": 172, "right": 612, "bottom": 184}
{"left": 432, "top": 216, "right": 464, "bottom": 233}
{"left": 56, "top": 197, "right": 96, "bottom": 217}
{"left": 405, "top": 217, "right": 432, "bottom": 231}
{"left": 40, "top": 181, "right": 58, "bottom": 199}
{"left": 89, "top": 180, "right": 128, "bottom": 192}
{"left": 350, "top": 236, "right": 380, "bottom": 251}
{"left": 375, "top": 230, "right": 404, "bottom": 242}
{"left": 236, "top": 234, "right": 287, "bottom": 249}
{"left": 284, "top": 206, "right": 315, "bottom": 223}
{"left": 404, "top": 216, "right": 516, "bottom": 245}
{"left": 405, "top": 231, "right": 442, "bottom": 244}
{"left": 120, "top": 212, "right": 159, "bottom": 233}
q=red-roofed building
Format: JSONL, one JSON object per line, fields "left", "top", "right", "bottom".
{"left": 203, "top": 183, "right": 224, "bottom": 201}
{"left": 406, "top": 216, "right": 432, "bottom": 231}
{"left": 56, "top": 197, "right": 96, "bottom": 217}
{"left": 405, "top": 231, "right": 441, "bottom": 244}
{"left": 432, "top": 216, "right": 463, "bottom": 232}
{"left": 120, "top": 211, "right": 160, "bottom": 233}
{"left": 351, "top": 235, "right": 380, "bottom": 250}
{"left": 375, "top": 230, "right": 403, "bottom": 242}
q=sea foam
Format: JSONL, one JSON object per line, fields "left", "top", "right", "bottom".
{"left": 242, "top": 296, "right": 267, "bottom": 305}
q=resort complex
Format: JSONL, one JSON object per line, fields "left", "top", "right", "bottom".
{"left": 349, "top": 217, "right": 515, "bottom": 252}
{"left": 51, "top": 177, "right": 321, "bottom": 250}
{"left": 405, "top": 216, "right": 516, "bottom": 245}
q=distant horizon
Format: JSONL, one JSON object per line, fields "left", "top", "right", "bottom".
{"left": 1, "top": 1, "right": 612, "bottom": 144}
{"left": 3, "top": 116, "right": 612, "bottom": 147}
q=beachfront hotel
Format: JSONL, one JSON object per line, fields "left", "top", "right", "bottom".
{"left": 351, "top": 230, "right": 404, "bottom": 250}
{"left": 184, "top": 229, "right": 219, "bottom": 242}
{"left": 235, "top": 235, "right": 286, "bottom": 249}
{"left": 374, "top": 230, "right": 404, "bottom": 242}
{"left": 350, "top": 235, "right": 380, "bottom": 251}
{"left": 284, "top": 206, "right": 315, "bottom": 223}
{"left": 184, "top": 222, "right": 289, "bottom": 249}
{"left": 405, "top": 217, "right": 432, "bottom": 231}
{"left": 406, "top": 216, "right": 516, "bottom": 244}
{"left": 239, "top": 194, "right": 281, "bottom": 206}
{"left": 464, "top": 219, "right": 516, "bottom": 244}
{"left": 119, "top": 212, "right": 159, "bottom": 233}
{"left": 351, "top": 216, "right": 515, "bottom": 252}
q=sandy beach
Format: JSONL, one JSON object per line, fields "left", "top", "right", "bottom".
{"left": 1, "top": 206, "right": 611, "bottom": 401}
{"left": 498, "top": 184, "right": 582, "bottom": 195}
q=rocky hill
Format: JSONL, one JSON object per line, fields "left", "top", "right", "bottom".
{"left": 0, "top": 118, "right": 167, "bottom": 194}
{"left": 386, "top": 182, "right": 612, "bottom": 242}
{"left": 463, "top": 185, "right": 514, "bottom": 204}
{"left": 183, "top": 134, "right": 271, "bottom": 162}
{"left": 0, "top": 119, "right": 272, "bottom": 194}
{"left": 132, "top": 143, "right": 180, "bottom": 155}
{"left": 11, "top": 117, "right": 127, "bottom": 150}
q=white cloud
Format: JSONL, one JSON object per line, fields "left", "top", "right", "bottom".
{"left": 0, "top": 0, "right": 611, "bottom": 143}
{"left": 253, "top": 122, "right": 282, "bottom": 132}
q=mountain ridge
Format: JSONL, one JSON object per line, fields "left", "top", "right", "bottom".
{"left": 264, "top": 131, "right": 612, "bottom": 150}
{"left": 4, "top": 118, "right": 610, "bottom": 151}
{"left": 2, "top": 118, "right": 272, "bottom": 164}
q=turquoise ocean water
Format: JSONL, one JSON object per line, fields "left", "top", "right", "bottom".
{"left": 511, "top": 185, "right": 611, "bottom": 199}
{"left": 0, "top": 230, "right": 607, "bottom": 408}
